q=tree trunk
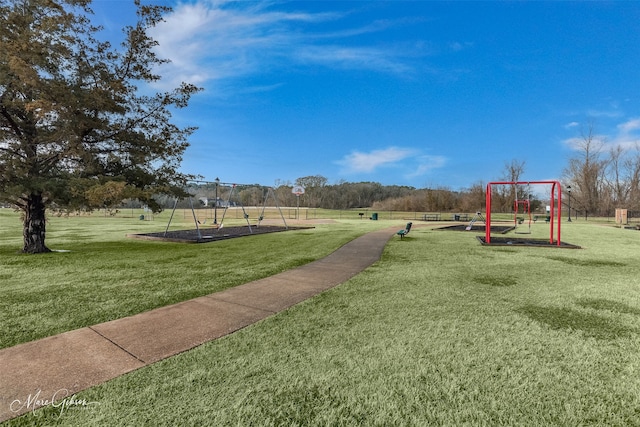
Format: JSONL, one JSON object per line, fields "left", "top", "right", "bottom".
{"left": 22, "top": 193, "right": 51, "bottom": 254}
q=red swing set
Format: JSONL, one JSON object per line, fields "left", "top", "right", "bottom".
{"left": 484, "top": 180, "right": 563, "bottom": 246}
{"left": 514, "top": 198, "right": 532, "bottom": 233}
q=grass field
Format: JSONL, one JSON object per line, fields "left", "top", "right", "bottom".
{"left": 0, "top": 209, "right": 386, "bottom": 349}
{"left": 3, "top": 209, "right": 640, "bottom": 425}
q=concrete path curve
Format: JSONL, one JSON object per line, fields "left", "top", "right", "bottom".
{"left": 0, "top": 226, "right": 400, "bottom": 422}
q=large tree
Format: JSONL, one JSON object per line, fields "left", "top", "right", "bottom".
{"left": 563, "top": 122, "right": 608, "bottom": 217}
{"left": 490, "top": 159, "right": 526, "bottom": 213}
{"left": 295, "top": 175, "right": 328, "bottom": 208}
{"left": 0, "top": 0, "right": 200, "bottom": 253}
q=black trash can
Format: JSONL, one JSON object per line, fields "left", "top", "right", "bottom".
{"left": 371, "top": 213, "right": 378, "bottom": 220}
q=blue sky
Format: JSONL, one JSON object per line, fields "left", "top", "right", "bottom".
{"left": 92, "top": 1, "right": 640, "bottom": 190}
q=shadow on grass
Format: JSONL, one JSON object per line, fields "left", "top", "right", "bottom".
{"left": 576, "top": 298, "right": 640, "bottom": 316}
{"left": 517, "top": 305, "right": 638, "bottom": 340}
{"left": 474, "top": 275, "right": 518, "bottom": 287}
{"left": 546, "top": 256, "right": 626, "bottom": 267}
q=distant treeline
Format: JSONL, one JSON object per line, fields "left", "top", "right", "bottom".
{"left": 140, "top": 176, "right": 546, "bottom": 214}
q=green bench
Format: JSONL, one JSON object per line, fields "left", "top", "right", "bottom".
{"left": 397, "top": 222, "right": 413, "bottom": 239}
{"left": 533, "top": 215, "right": 551, "bottom": 223}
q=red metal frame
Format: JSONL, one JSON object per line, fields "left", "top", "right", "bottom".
{"left": 485, "top": 181, "right": 562, "bottom": 246}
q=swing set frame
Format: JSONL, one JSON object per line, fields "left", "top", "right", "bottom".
{"left": 163, "top": 181, "right": 287, "bottom": 240}
{"left": 485, "top": 180, "right": 563, "bottom": 246}
{"left": 217, "top": 184, "right": 288, "bottom": 232}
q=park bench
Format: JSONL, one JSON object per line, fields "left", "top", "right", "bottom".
{"left": 533, "top": 215, "right": 551, "bottom": 223}
{"left": 397, "top": 222, "right": 412, "bottom": 239}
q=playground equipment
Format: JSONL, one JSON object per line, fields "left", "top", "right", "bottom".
{"left": 485, "top": 180, "right": 562, "bottom": 246}
{"left": 257, "top": 187, "right": 288, "bottom": 228}
{"left": 466, "top": 211, "right": 486, "bottom": 230}
{"left": 218, "top": 184, "right": 253, "bottom": 231}
{"left": 163, "top": 181, "right": 287, "bottom": 240}
{"left": 218, "top": 184, "right": 288, "bottom": 231}
{"left": 514, "top": 185, "right": 532, "bottom": 234}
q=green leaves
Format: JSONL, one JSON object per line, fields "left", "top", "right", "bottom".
{"left": 0, "top": 0, "right": 201, "bottom": 250}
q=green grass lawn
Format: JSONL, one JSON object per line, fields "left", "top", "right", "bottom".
{"left": 0, "top": 209, "right": 388, "bottom": 349}
{"left": 3, "top": 209, "right": 640, "bottom": 425}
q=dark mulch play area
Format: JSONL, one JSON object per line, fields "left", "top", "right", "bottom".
{"left": 127, "top": 225, "right": 313, "bottom": 243}
{"left": 436, "top": 224, "right": 514, "bottom": 233}
{"left": 476, "top": 236, "right": 581, "bottom": 248}
{"left": 436, "top": 224, "right": 581, "bottom": 248}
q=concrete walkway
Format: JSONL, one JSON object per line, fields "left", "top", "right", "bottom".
{"left": 0, "top": 226, "right": 400, "bottom": 422}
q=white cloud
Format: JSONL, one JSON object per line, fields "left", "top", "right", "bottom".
{"left": 562, "top": 136, "right": 596, "bottom": 151}
{"left": 337, "top": 147, "right": 447, "bottom": 177}
{"left": 617, "top": 117, "right": 640, "bottom": 134}
{"left": 407, "top": 155, "right": 447, "bottom": 177}
{"left": 448, "top": 41, "right": 473, "bottom": 52}
{"left": 563, "top": 117, "right": 640, "bottom": 151}
{"left": 337, "top": 147, "right": 415, "bottom": 173}
{"left": 586, "top": 109, "right": 623, "bottom": 119}
{"left": 147, "top": 1, "right": 419, "bottom": 91}
{"left": 295, "top": 45, "right": 413, "bottom": 74}
{"left": 611, "top": 117, "right": 640, "bottom": 149}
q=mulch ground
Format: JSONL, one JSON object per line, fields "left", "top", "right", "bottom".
{"left": 435, "top": 224, "right": 581, "bottom": 248}
{"left": 436, "top": 224, "right": 514, "bottom": 233}
{"left": 475, "top": 236, "right": 581, "bottom": 248}
{"left": 127, "top": 225, "right": 313, "bottom": 243}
